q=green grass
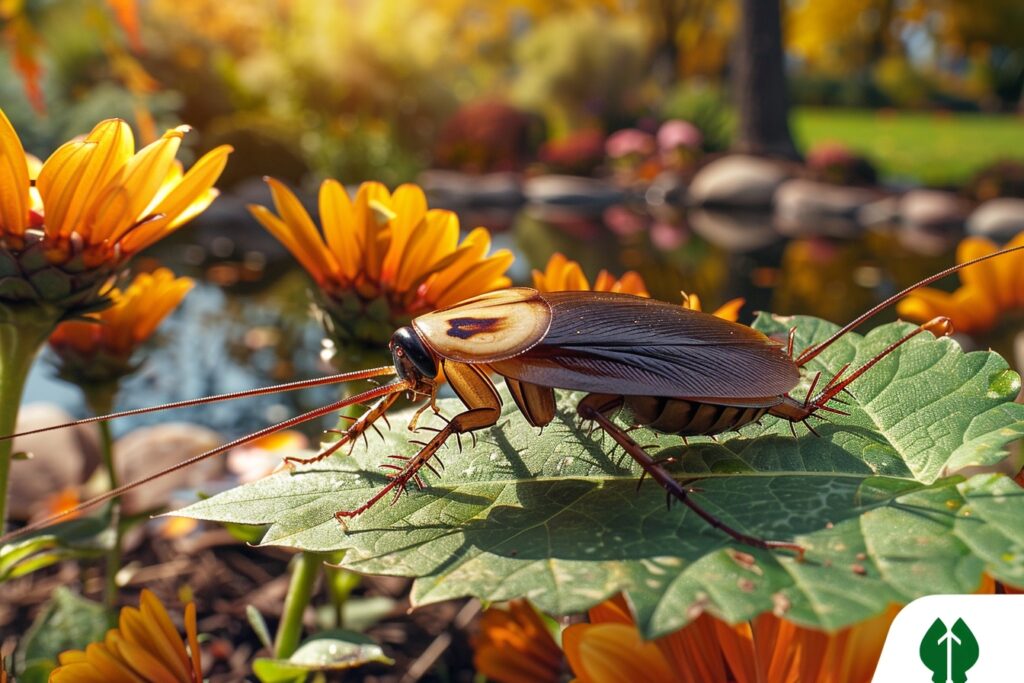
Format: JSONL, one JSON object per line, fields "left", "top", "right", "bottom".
{"left": 792, "top": 108, "right": 1024, "bottom": 186}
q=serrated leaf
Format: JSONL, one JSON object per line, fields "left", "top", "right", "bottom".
{"left": 175, "top": 317, "right": 1024, "bottom": 635}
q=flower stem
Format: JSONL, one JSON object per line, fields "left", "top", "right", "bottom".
{"left": 86, "top": 384, "right": 120, "bottom": 611}
{"left": 275, "top": 552, "right": 320, "bottom": 658}
{"left": 325, "top": 564, "right": 360, "bottom": 629}
{"left": 0, "top": 305, "right": 59, "bottom": 531}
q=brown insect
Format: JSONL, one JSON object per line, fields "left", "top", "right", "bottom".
{"left": 3, "top": 247, "right": 1021, "bottom": 552}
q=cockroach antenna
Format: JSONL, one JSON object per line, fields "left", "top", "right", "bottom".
{"left": 0, "top": 378, "right": 413, "bottom": 545}
{"left": 0, "top": 365, "right": 397, "bottom": 442}
{"left": 795, "top": 243, "right": 1024, "bottom": 366}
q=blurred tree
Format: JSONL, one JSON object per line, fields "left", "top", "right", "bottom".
{"left": 733, "top": 0, "right": 797, "bottom": 158}
{"left": 1, "top": 0, "right": 156, "bottom": 135}
{"left": 630, "top": 0, "right": 735, "bottom": 85}
{"left": 787, "top": 0, "right": 899, "bottom": 76}
{"left": 511, "top": 11, "right": 649, "bottom": 137}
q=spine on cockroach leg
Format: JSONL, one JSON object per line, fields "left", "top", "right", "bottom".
{"left": 0, "top": 379, "right": 413, "bottom": 546}
{"left": 0, "top": 366, "right": 398, "bottom": 442}
{"left": 795, "top": 244, "right": 1024, "bottom": 366}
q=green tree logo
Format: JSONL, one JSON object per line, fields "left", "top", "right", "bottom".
{"left": 919, "top": 617, "right": 979, "bottom": 683}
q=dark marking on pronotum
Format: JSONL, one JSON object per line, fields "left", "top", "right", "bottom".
{"left": 446, "top": 316, "right": 503, "bottom": 339}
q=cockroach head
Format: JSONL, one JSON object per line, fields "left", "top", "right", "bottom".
{"left": 390, "top": 326, "right": 439, "bottom": 384}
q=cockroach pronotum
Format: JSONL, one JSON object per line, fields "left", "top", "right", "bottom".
{"left": 3, "top": 246, "right": 1023, "bottom": 553}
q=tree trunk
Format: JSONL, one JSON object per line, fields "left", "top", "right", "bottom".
{"left": 732, "top": 0, "right": 799, "bottom": 159}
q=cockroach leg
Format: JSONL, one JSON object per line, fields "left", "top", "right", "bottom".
{"left": 285, "top": 391, "right": 403, "bottom": 467}
{"left": 772, "top": 317, "right": 953, "bottom": 434}
{"left": 576, "top": 393, "right": 805, "bottom": 557}
{"left": 336, "top": 362, "right": 501, "bottom": 521}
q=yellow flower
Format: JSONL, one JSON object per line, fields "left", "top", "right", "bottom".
{"left": 248, "top": 179, "right": 513, "bottom": 344}
{"left": 533, "top": 253, "right": 743, "bottom": 321}
{"left": 897, "top": 232, "right": 1024, "bottom": 335}
{"left": 49, "top": 268, "right": 193, "bottom": 381}
{"left": 50, "top": 589, "right": 202, "bottom": 683}
{"left": 0, "top": 108, "right": 228, "bottom": 316}
{"left": 532, "top": 253, "right": 649, "bottom": 296}
{"left": 562, "top": 595, "right": 898, "bottom": 683}
{"left": 473, "top": 600, "right": 563, "bottom": 683}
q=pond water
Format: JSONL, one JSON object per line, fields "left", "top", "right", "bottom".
{"left": 24, "top": 200, "right": 961, "bottom": 442}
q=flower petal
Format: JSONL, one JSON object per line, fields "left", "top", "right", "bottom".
{"left": 57, "top": 119, "right": 135, "bottom": 240}
{"left": 712, "top": 297, "right": 745, "bottom": 322}
{"left": 0, "top": 107, "right": 30, "bottom": 236}
{"left": 37, "top": 140, "right": 96, "bottom": 242}
{"left": 395, "top": 208, "right": 459, "bottom": 293}
{"left": 139, "top": 588, "right": 193, "bottom": 680}
{"left": 319, "top": 179, "right": 359, "bottom": 280}
{"left": 957, "top": 237, "right": 1006, "bottom": 309}
{"left": 563, "top": 623, "right": 678, "bottom": 683}
{"left": 127, "top": 144, "right": 232, "bottom": 248}
{"left": 352, "top": 181, "right": 391, "bottom": 282}
{"left": 107, "top": 630, "right": 184, "bottom": 683}
{"left": 655, "top": 614, "right": 730, "bottom": 682}
{"left": 249, "top": 203, "right": 331, "bottom": 285}
{"left": 266, "top": 177, "right": 340, "bottom": 280}
{"left": 91, "top": 126, "right": 187, "bottom": 245}
{"left": 381, "top": 183, "right": 427, "bottom": 285}
{"left": 185, "top": 601, "right": 202, "bottom": 680}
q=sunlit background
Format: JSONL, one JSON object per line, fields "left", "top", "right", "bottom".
{"left": 6, "top": 0, "right": 1023, "bottom": 436}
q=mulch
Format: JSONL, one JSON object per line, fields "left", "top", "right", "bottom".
{"left": 0, "top": 523, "right": 482, "bottom": 682}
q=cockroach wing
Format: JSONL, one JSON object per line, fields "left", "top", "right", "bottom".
{"left": 413, "top": 288, "right": 553, "bottom": 363}
{"left": 490, "top": 291, "right": 801, "bottom": 401}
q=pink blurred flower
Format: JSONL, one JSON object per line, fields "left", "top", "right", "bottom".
{"left": 657, "top": 120, "right": 702, "bottom": 151}
{"left": 605, "top": 129, "right": 656, "bottom": 159}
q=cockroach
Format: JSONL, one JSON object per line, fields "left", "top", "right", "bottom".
{"left": 3, "top": 246, "right": 1023, "bottom": 553}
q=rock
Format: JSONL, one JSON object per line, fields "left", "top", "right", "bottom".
{"left": 857, "top": 196, "right": 900, "bottom": 227}
{"left": 687, "top": 208, "right": 781, "bottom": 252}
{"left": 114, "top": 423, "right": 224, "bottom": 516}
{"left": 774, "top": 179, "right": 880, "bottom": 238}
{"left": 8, "top": 404, "right": 101, "bottom": 521}
{"left": 967, "top": 198, "right": 1024, "bottom": 240}
{"left": 418, "top": 170, "right": 524, "bottom": 209}
{"left": 523, "top": 175, "right": 626, "bottom": 207}
{"left": 899, "top": 190, "right": 971, "bottom": 230}
{"left": 687, "top": 154, "right": 793, "bottom": 209}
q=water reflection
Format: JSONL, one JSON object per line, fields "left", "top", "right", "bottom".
{"left": 27, "top": 203, "right": 962, "bottom": 437}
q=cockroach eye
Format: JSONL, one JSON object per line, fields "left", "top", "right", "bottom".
{"left": 390, "top": 327, "right": 438, "bottom": 380}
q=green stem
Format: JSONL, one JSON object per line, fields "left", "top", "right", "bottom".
{"left": 86, "top": 384, "right": 120, "bottom": 611}
{"left": 325, "top": 563, "right": 360, "bottom": 629}
{"left": 0, "top": 305, "right": 59, "bottom": 531}
{"left": 275, "top": 552, "right": 320, "bottom": 658}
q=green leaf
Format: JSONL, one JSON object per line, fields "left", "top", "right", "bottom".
{"left": 253, "top": 630, "right": 393, "bottom": 681}
{"left": 247, "top": 605, "right": 275, "bottom": 652}
{"left": 17, "top": 588, "right": 109, "bottom": 676}
{"left": 175, "top": 317, "right": 1024, "bottom": 636}
{"left": 0, "top": 516, "right": 110, "bottom": 582}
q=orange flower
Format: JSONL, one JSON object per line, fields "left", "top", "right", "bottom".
{"left": 0, "top": 109, "right": 228, "bottom": 316}
{"left": 473, "top": 599, "right": 563, "bottom": 683}
{"left": 533, "top": 253, "right": 743, "bottom": 321}
{"left": 562, "top": 595, "right": 898, "bottom": 683}
{"left": 49, "top": 268, "right": 192, "bottom": 382}
{"left": 533, "top": 253, "right": 648, "bottom": 296}
{"left": 897, "top": 232, "right": 1024, "bottom": 335}
{"left": 50, "top": 589, "right": 202, "bottom": 683}
{"left": 249, "top": 180, "right": 513, "bottom": 344}
{"left": 50, "top": 268, "right": 192, "bottom": 359}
